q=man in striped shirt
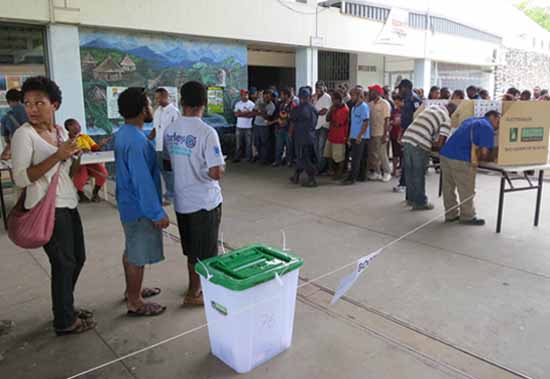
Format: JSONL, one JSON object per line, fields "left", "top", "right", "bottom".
{"left": 401, "top": 103, "right": 457, "bottom": 210}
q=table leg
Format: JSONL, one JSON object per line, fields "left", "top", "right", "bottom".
{"left": 534, "top": 170, "right": 544, "bottom": 227}
{"left": 496, "top": 175, "right": 505, "bottom": 233}
{"left": 0, "top": 174, "right": 7, "bottom": 230}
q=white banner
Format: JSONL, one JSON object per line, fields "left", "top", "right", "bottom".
{"left": 331, "top": 249, "right": 382, "bottom": 305}
{"left": 376, "top": 8, "right": 409, "bottom": 45}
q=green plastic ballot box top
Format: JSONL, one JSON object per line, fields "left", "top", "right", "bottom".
{"left": 195, "top": 244, "right": 303, "bottom": 291}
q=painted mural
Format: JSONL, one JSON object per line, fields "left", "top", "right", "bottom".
{"left": 79, "top": 28, "right": 247, "bottom": 135}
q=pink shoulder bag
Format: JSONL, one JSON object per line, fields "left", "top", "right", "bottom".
{"left": 7, "top": 127, "right": 63, "bottom": 249}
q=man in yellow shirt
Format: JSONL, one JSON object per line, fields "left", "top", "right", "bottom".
{"left": 65, "top": 119, "right": 110, "bottom": 202}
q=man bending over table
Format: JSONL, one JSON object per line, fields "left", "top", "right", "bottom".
{"left": 439, "top": 111, "right": 500, "bottom": 226}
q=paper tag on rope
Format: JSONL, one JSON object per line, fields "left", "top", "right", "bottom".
{"left": 330, "top": 249, "right": 382, "bottom": 305}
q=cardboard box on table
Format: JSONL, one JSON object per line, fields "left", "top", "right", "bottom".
{"left": 494, "top": 101, "right": 550, "bottom": 166}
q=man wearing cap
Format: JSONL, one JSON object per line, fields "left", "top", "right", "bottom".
{"left": 394, "top": 79, "right": 422, "bottom": 193}
{"left": 367, "top": 85, "right": 392, "bottom": 182}
{"left": 289, "top": 87, "right": 319, "bottom": 188}
{"left": 314, "top": 81, "right": 332, "bottom": 173}
{"left": 233, "top": 89, "right": 256, "bottom": 162}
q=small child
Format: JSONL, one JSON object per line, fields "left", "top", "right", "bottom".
{"left": 65, "top": 119, "right": 111, "bottom": 203}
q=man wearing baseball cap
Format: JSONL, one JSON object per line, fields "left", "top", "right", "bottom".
{"left": 367, "top": 84, "right": 392, "bottom": 182}
{"left": 289, "top": 87, "right": 319, "bottom": 187}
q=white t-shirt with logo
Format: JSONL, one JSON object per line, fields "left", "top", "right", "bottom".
{"left": 153, "top": 103, "right": 180, "bottom": 152}
{"left": 234, "top": 100, "right": 255, "bottom": 129}
{"left": 163, "top": 116, "right": 225, "bottom": 214}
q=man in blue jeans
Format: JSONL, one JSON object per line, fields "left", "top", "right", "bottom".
{"left": 401, "top": 103, "right": 457, "bottom": 210}
{"left": 314, "top": 81, "right": 332, "bottom": 173}
{"left": 273, "top": 88, "right": 295, "bottom": 166}
{"left": 394, "top": 79, "right": 422, "bottom": 193}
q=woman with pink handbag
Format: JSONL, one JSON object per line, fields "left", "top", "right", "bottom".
{"left": 10, "top": 76, "right": 96, "bottom": 336}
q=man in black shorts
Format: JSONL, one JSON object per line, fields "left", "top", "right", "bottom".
{"left": 163, "top": 81, "right": 225, "bottom": 306}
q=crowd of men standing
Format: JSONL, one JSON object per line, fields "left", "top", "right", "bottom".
{"left": 232, "top": 80, "right": 547, "bottom": 225}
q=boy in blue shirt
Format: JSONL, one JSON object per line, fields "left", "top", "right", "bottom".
{"left": 115, "top": 87, "right": 169, "bottom": 317}
{"left": 440, "top": 111, "right": 501, "bottom": 226}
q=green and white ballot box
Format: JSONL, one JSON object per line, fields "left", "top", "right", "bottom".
{"left": 196, "top": 244, "right": 303, "bottom": 373}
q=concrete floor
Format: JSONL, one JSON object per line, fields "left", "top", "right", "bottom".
{"left": 1, "top": 163, "right": 549, "bottom": 379}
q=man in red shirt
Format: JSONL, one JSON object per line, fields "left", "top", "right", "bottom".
{"left": 324, "top": 91, "right": 349, "bottom": 180}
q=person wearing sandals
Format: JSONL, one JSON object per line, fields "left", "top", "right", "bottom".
{"left": 11, "top": 76, "right": 96, "bottom": 335}
{"left": 114, "top": 88, "right": 170, "bottom": 317}
{"left": 163, "top": 81, "right": 225, "bottom": 306}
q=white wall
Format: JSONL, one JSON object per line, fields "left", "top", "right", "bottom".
{"left": 356, "top": 53, "right": 384, "bottom": 87}
{"left": 0, "top": 0, "right": 500, "bottom": 67}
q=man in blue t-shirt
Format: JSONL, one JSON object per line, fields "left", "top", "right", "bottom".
{"left": 343, "top": 86, "right": 370, "bottom": 185}
{"left": 440, "top": 111, "right": 501, "bottom": 226}
{"left": 115, "top": 87, "right": 169, "bottom": 317}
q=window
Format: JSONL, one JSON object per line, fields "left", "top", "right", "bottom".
{"left": 318, "top": 51, "right": 350, "bottom": 89}
{"left": 0, "top": 23, "right": 47, "bottom": 107}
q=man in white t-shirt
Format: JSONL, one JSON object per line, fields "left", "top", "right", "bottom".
{"left": 314, "top": 81, "right": 332, "bottom": 173}
{"left": 163, "top": 81, "right": 225, "bottom": 307}
{"left": 233, "top": 89, "right": 255, "bottom": 162}
{"left": 151, "top": 87, "right": 180, "bottom": 203}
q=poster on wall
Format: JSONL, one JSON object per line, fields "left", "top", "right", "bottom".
{"left": 106, "top": 86, "right": 127, "bottom": 119}
{"left": 475, "top": 100, "right": 502, "bottom": 118}
{"left": 79, "top": 28, "right": 247, "bottom": 135}
{"left": 207, "top": 87, "right": 224, "bottom": 114}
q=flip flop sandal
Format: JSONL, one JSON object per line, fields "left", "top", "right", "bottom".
{"left": 183, "top": 293, "right": 204, "bottom": 307}
{"left": 124, "top": 287, "right": 162, "bottom": 301}
{"left": 127, "top": 302, "right": 167, "bottom": 317}
{"left": 74, "top": 308, "right": 94, "bottom": 320}
{"left": 56, "top": 318, "right": 96, "bottom": 336}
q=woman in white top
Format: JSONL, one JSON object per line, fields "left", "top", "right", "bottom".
{"left": 11, "top": 76, "right": 96, "bottom": 336}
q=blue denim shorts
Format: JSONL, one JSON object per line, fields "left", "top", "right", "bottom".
{"left": 122, "top": 218, "right": 164, "bottom": 266}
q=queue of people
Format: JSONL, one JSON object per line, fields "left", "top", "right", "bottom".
{"left": 2, "top": 73, "right": 544, "bottom": 337}
{"left": 8, "top": 77, "right": 224, "bottom": 334}
{"left": 233, "top": 79, "right": 543, "bottom": 226}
